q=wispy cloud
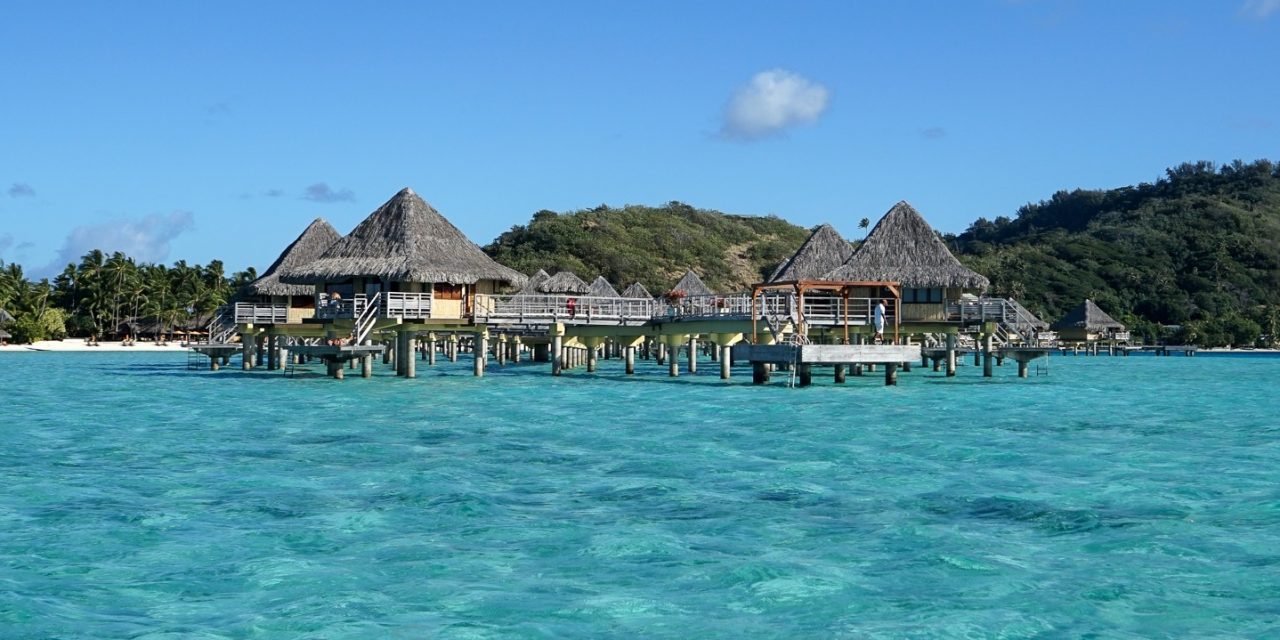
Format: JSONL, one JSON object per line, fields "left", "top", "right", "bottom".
{"left": 7, "top": 183, "right": 35, "bottom": 198}
{"left": 1227, "top": 115, "right": 1273, "bottom": 130}
{"left": 0, "top": 234, "right": 12, "bottom": 257}
{"left": 1240, "top": 0, "right": 1280, "bottom": 19}
{"left": 39, "top": 211, "right": 195, "bottom": 276}
{"left": 263, "top": 188, "right": 285, "bottom": 198}
{"left": 920, "top": 127, "right": 948, "bottom": 140}
{"left": 719, "top": 69, "right": 830, "bottom": 141}
{"left": 302, "top": 182, "right": 355, "bottom": 203}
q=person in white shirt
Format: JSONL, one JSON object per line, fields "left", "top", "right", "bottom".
{"left": 873, "top": 299, "right": 886, "bottom": 344}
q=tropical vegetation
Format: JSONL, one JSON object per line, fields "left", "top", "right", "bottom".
{"left": 0, "top": 252, "right": 255, "bottom": 343}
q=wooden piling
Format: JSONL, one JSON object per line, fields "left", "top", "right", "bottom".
{"left": 884, "top": 362, "right": 898, "bottom": 386}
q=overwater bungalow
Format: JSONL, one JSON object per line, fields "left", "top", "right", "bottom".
{"left": 513, "top": 269, "right": 551, "bottom": 296}
{"left": 824, "top": 201, "right": 988, "bottom": 325}
{"left": 621, "top": 282, "right": 653, "bottom": 299}
{"left": 235, "top": 218, "right": 341, "bottom": 324}
{"left": 586, "top": 276, "right": 621, "bottom": 298}
{"left": 1052, "top": 299, "right": 1128, "bottom": 344}
{"left": 540, "top": 271, "right": 590, "bottom": 295}
{"left": 767, "top": 223, "right": 854, "bottom": 283}
{"left": 281, "top": 188, "right": 526, "bottom": 322}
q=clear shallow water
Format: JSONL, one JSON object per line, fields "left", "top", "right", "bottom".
{"left": 2, "top": 351, "right": 1277, "bottom": 639}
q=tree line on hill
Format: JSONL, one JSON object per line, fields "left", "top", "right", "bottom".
{"left": 947, "top": 159, "right": 1280, "bottom": 348}
{"left": 1, "top": 160, "right": 1276, "bottom": 348}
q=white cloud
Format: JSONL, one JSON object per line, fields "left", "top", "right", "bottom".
{"left": 302, "top": 182, "right": 355, "bottom": 203}
{"left": 720, "top": 69, "right": 830, "bottom": 140}
{"left": 1240, "top": 0, "right": 1280, "bottom": 19}
{"left": 40, "top": 211, "right": 194, "bottom": 275}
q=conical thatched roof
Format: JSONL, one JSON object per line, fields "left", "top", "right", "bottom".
{"left": 1051, "top": 299, "right": 1125, "bottom": 331}
{"left": 622, "top": 282, "right": 652, "bottom": 299}
{"left": 281, "top": 188, "right": 526, "bottom": 287}
{"left": 672, "top": 269, "right": 714, "bottom": 296}
{"left": 0, "top": 308, "right": 13, "bottom": 324}
{"left": 541, "top": 270, "right": 590, "bottom": 294}
{"left": 0, "top": 329, "right": 10, "bottom": 339}
{"left": 513, "top": 269, "right": 551, "bottom": 297}
{"left": 587, "top": 276, "right": 621, "bottom": 298}
{"left": 244, "top": 218, "right": 341, "bottom": 297}
{"left": 768, "top": 224, "right": 854, "bottom": 282}
{"left": 824, "top": 201, "right": 989, "bottom": 289}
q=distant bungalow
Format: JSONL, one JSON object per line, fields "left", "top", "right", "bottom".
{"left": 1052, "top": 299, "right": 1128, "bottom": 343}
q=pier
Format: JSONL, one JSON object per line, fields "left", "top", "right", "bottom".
{"left": 189, "top": 190, "right": 1060, "bottom": 387}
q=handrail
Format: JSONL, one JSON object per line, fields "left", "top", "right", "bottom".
{"left": 353, "top": 293, "right": 382, "bottom": 344}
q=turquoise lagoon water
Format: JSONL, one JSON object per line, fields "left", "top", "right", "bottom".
{"left": 1, "top": 351, "right": 1278, "bottom": 639}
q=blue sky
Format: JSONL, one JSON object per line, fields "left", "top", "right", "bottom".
{"left": 1, "top": 1, "right": 1277, "bottom": 277}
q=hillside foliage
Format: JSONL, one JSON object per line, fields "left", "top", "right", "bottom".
{"left": 949, "top": 160, "right": 1280, "bottom": 346}
{"left": 483, "top": 201, "right": 812, "bottom": 294}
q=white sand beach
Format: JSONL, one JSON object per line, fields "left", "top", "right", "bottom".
{"left": 0, "top": 338, "right": 192, "bottom": 353}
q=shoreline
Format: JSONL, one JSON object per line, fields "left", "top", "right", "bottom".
{"left": 0, "top": 338, "right": 192, "bottom": 353}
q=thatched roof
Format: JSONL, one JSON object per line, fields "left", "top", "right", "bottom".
{"left": 621, "top": 282, "right": 653, "bottom": 299}
{"left": 1051, "top": 299, "right": 1125, "bottom": 332}
{"left": 672, "top": 269, "right": 714, "bottom": 296}
{"left": 823, "top": 201, "right": 989, "bottom": 289}
{"left": 513, "top": 269, "right": 551, "bottom": 297}
{"left": 281, "top": 188, "right": 526, "bottom": 287}
{"left": 0, "top": 329, "right": 10, "bottom": 339}
{"left": 0, "top": 308, "right": 13, "bottom": 324}
{"left": 244, "top": 218, "right": 341, "bottom": 297}
{"left": 541, "top": 271, "right": 590, "bottom": 294}
{"left": 587, "top": 276, "right": 621, "bottom": 298}
{"left": 768, "top": 224, "right": 854, "bottom": 282}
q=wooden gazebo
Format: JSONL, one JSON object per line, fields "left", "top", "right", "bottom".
{"left": 750, "top": 279, "right": 901, "bottom": 345}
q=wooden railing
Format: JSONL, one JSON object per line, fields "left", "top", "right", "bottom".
{"left": 315, "top": 292, "right": 433, "bottom": 321}
{"left": 475, "top": 294, "right": 656, "bottom": 324}
{"left": 232, "top": 302, "right": 289, "bottom": 324}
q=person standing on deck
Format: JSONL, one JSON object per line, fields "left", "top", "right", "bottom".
{"left": 874, "top": 299, "right": 886, "bottom": 344}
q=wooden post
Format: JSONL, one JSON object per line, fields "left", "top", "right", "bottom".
{"left": 449, "top": 335, "right": 459, "bottom": 362}
{"left": 334, "top": 359, "right": 345, "bottom": 380}
{"left": 587, "top": 344, "right": 598, "bottom": 373}
{"left": 974, "top": 336, "right": 982, "bottom": 366}
{"left": 362, "top": 354, "right": 373, "bottom": 378}
{"left": 983, "top": 333, "right": 994, "bottom": 378}
{"left": 1018, "top": 358, "right": 1029, "bottom": 378}
{"left": 946, "top": 333, "right": 957, "bottom": 377}
{"left": 884, "top": 362, "right": 898, "bottom": 386}
{"left": 267, "top": 335, "right": 278, "bottom": 370}
{"left": 720, "top": 345, "right": 731, "bottom": 379}
{"left": 241, "top": 332, "right": 253, "bottom": 370}
{"left": 657, "top": 343, "right": 666, "bottom": 366}
{"left": 210, "top": 354, "right": 220, "bottom": 371}
{"left": 903, "top": 360, "right": 912, "bottom": 372}
{"left": 383, "top": 339, "right": 393, "bottom": 365}
{"left": 255, "top": 334, "right": 266, "bottom": 367}
{"left": 798, "top": 363, "right": 812, "bottom": 387}
{"left": 834, "top": 364, "right": 846, "bottom": 383}
{"left": 668, "top": 341, "right": 679, "bottom": 377}
{"left": 427, "top": 336, "right": 437, "bottom": 366}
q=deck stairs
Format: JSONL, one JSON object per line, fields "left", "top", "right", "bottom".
{"left": 352, "top": 294, "right": 382, "bottom": 345}
{"left": 206, "top": 307, "right": 238, "bottom": 344}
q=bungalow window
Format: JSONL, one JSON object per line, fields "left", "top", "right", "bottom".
{"left": 904, "top": 287, "right": 943, "bottom": 303}
{"left": 434, "top": 283, "right": 463, "bottom": 300}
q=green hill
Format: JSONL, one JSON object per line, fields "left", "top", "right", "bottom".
{"left": 482, "top": 201, "right": 812, "bottom": 295}
{"left": 950, "top": 160, "right": 1280, "bottom": 346}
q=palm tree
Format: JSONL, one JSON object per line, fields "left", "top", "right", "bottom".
{"left": 859, "top": 217, "right": 870, "bottom": 237}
